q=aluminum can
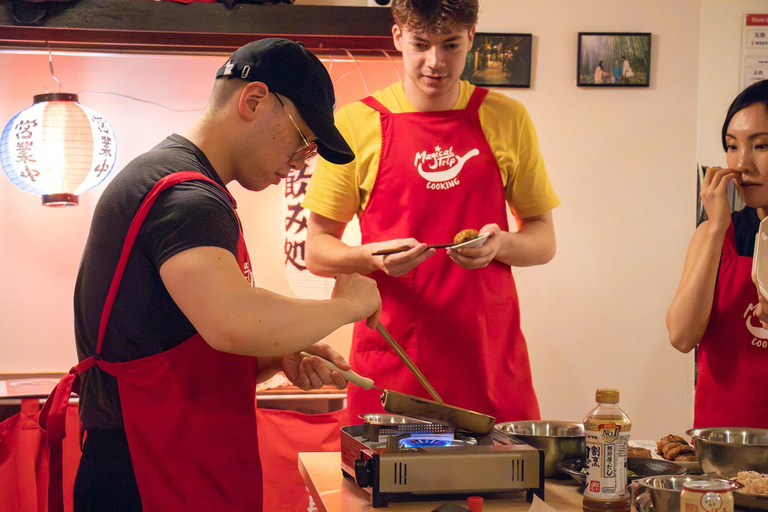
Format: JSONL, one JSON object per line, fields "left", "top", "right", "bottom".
{"left": 682, "top": 480, "right": 734, "bottom": 512}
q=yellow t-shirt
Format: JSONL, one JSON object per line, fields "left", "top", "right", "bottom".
{"left": 303, "top": 80, "right": 559, "bottom": 222}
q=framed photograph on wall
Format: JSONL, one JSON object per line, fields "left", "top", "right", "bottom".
{"left": 461, "top": 32, "right": 532, "bottom": 87}
{"left": 577, "top": 32, "right": 651, "bottom": 87}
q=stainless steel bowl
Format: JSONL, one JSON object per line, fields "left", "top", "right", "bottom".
{"left": 495, "top": 420, "right": 585, "bottom": 478}
{"left": 634, "top": 475, "right": 739, "bottom": 512}
{"left": 686, "top": 427, "right": 768, "bottom": 474}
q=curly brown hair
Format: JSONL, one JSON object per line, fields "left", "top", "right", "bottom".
{"left": 391, "top": 0, "right": 478, "bottom": 33}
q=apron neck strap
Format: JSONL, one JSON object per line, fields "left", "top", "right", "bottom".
{"left": 466, "top": 86, "right": 489, "bottom": 112}
{"left": 95, "top": 171, "right": 234, "bottom": 355}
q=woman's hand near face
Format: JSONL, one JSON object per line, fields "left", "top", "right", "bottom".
{"left": 700, "top": 166, "right": 742, "bottom": 234}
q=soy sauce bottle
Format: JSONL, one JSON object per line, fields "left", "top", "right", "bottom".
{"left": 582, "top": 389, "right": 631, "bottom": 512}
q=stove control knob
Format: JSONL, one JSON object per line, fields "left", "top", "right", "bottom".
{"left": 354, "top": 458, "right": 372, "bottom": 487}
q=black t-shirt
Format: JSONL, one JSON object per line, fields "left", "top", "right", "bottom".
{"left": 732, "top": 206, "right": 760, "bottom": 257}
{"left": 74, "top": 134, "right": 240, "bottom": 431}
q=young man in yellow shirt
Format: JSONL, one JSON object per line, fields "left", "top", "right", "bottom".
{"left": 303, "top": 0, "right": 559, "bottom": 422}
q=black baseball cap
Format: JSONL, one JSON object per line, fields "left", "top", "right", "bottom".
{"left": 216, "top": 38, "right": 354, "bottom": 165}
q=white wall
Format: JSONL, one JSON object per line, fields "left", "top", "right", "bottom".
{"left": 698, "top": 1, "right": 767, "bottom": 167}
{"left": 474, "top": 0, "right": 701, "bottom": 439}
{"left": 0, "top": 0, "right": 747, "bottom": 440}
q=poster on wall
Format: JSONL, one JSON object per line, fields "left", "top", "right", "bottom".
{"left": 460, "top": 33, "right": 532, "bottom": 87}
{"left": 577, "top": 32, "right": 651, "bottom": 87}
{"left": 742, "top": 14, "right": 768, "bottom": 89}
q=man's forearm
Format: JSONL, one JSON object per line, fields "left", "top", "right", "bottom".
{"left": 494, "top": 217, "right": 556, "bottom": 267}
{"left": 305, "top": 232, "right": 379, "bottom": 276}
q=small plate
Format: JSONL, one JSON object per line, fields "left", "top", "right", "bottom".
{"left": 631, "top": 440, "right": 703, "bottom": 474}
{"left": 558, "top": 457, "right": 587, "bottom": 486}
{"left": 710, "top": 471, "right": 768, "bottom": 510}
{"left": 557, "top": 457, "right": 687, "bottom": 487}
{"left": 449, "top": 232, "right": 490, "bottom": 250}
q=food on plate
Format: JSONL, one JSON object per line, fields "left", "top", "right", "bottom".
{"left": 731, "top": 471, "right": 768, "bottom": 496}
{"left": 656, "top": 434, "right": 697, "bottom": 462}
{"left": 627, "top": 446, "right": 652, "bottom": 458}
{"left": 453, "top": 229, "right": 479, "bottom": 245}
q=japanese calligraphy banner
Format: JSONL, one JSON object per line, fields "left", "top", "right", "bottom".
{"left": 282, "top": 158, "right": 363, "bottom": 299}
{"left": 283, "top": 159, "right": 335, "bottom": 300}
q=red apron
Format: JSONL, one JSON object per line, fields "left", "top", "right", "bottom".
{"left": 41, "top": 171, "right": 263, "bottom": 511}
{"left": 347, "top": 87, "right": 540, "bottom": 424}
{"left": 694, "top": 221, "right": 768, "bottom": 428}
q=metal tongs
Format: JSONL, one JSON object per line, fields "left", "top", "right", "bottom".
{"left": 301, "top": 322, "right": 495, "bottom": 434}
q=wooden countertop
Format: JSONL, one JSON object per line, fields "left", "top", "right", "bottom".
{"left": 298, "top": 451, "right": 585, "bottom": 512}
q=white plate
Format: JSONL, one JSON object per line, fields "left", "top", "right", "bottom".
{"left": 449, "top": 232, "right": 490, "bottom": 250}
{"left": 631, "top": 440, "right": 703, "bottom": 474}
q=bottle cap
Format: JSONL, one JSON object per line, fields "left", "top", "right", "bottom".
{"left": 467, "top": 495, "right": 483, "bottom": 512}
{"left": 596, "top": 388, "right": 619, "bottom": 403}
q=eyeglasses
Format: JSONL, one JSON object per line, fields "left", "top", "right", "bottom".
{"left": 274, "top": 93, "right": 318, "bottom": 161}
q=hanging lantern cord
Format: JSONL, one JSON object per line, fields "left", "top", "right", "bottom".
{"left": 46, "top": 42, "right": 62, "bottom": 94}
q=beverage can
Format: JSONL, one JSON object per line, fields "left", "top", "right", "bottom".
{"left": 682, "top": 480, "right": 735, "bottom": 512}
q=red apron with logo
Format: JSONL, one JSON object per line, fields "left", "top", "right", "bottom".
{"left": 694, "top": 222, "right": 768, "bottom": 428}
{"left": 347, "top": 87, "right": 540, "bottom": 424}
{"left": 40, "top": 171, "right": 263, "bottom": 511}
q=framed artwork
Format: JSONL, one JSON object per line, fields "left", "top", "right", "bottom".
{"left": 577, "top": 32, "right": 651, "bottom": 87}
{"left": 461, "top": 32, "right": 532, "bottom": 87}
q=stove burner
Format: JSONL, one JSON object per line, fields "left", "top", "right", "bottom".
{"left": 399, "top": 434, "right": 453, "bottom": 448}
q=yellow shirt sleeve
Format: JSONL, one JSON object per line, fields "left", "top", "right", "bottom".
{"left": 479, "top": 90, "right": 560, "bottom": 219}
{"left": 302, "top": 100, "right": 382, "bottom": 223}
{"left": 303, "top": 81, "right": 559, "bottom": 223}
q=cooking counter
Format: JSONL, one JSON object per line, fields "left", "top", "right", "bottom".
{"left": 298, "top": 451, "right": 584, "bottom": 511}
{"left": 0, "top": 375, "right": 345, "bottom": 421}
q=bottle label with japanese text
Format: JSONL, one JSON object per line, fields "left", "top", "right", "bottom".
{"left": 584, "top": 421, "right": 631, "bottom": 500}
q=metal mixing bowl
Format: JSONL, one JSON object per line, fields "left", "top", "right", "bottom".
{"left": 634, "top": 475, "right": 739, "bottom": 512}
{"left": 686, "top": 427, "right": 768, "bottom": 474}
{"left": 495, "top": 420, "right": 585, "bottom": 478}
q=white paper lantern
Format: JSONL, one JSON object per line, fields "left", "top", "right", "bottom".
{"left": 0, "top": 93, "right": 116, "bottom": 206}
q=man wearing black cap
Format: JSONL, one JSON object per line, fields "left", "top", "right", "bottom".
{"left": 68, "top": 38, "right": 381, "bottom": 511}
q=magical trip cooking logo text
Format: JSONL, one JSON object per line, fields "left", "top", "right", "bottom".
{"left": 414, "top": 145, "right": 479, "bottom": 190}
{"left": 744, "top": 303, "right": 768, "bottom": 349}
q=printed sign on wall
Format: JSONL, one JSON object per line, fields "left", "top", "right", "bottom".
{"left": 742, "top": 14, "right": 768, "bottom": 89}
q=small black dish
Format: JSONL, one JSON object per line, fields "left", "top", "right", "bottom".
{"left": 557, "top": 457, "right": 688, "bottom": 487}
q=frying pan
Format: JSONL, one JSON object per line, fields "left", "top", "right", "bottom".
{"left": 300, "top": 352, "right": 496, "bottom": 434}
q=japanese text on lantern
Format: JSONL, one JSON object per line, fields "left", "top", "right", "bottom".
{"left": 284, "top": 166, "right": 312, "bottom": 271}
{"left": 14, "top": 119, "right": 39, "bottom": 182}
{"left": 92, "top": 115, "right": 113, "bottom": 176}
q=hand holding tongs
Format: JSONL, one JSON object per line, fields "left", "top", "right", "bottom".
{"left": 300, "top": 323, "right": 444, "bottom": 405}
{"left": 299, "top": 351, "right": 384, "bottom": 392}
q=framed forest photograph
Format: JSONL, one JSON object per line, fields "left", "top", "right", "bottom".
{"left": 577, "top": 32, "right": 651, "bottom": 87}
{"left": 461, "top": 32, "right": 532, "bottom": 87}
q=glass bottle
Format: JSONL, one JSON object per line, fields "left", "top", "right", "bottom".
{"left": 582, "top": 388, "right": 631, "bottom": 512}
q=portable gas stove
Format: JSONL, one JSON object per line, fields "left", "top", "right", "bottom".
{"left": 340, "top": 418, "right": 545, "bottom": 507}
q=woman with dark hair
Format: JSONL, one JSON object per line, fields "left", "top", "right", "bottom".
{"left": 667, "top": 79, "right": 768, "bottom": 429}
{"left": 594, "top": 60, "right": 606, "bottom": 84}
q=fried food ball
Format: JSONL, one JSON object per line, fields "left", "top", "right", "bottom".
{"left": 628, "top": 447, "right": 652, "bottom": 459}
{"left": 453, "top": 229, "right": 479, "bottom": 245}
